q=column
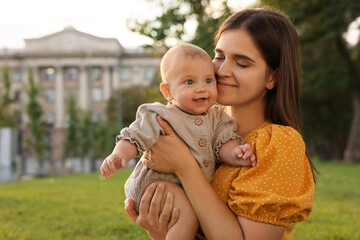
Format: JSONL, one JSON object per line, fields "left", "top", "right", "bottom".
{"left": 102, "top": 65, "right": 111, "bottom": 101}
{"left": 112, "top": 64, "right": 120, "bottom": 89}
{"left": 55, "top": 66, "right": 64, "bottom": 128}
{"left": 78, "top": 65, "right": 89, "bottom": 110}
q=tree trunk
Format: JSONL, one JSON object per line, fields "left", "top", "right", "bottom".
{"left": 335, "top": 37, "right": 360, "bottom": 162}
{"left": 344, "top": 93, "right": 360, "bottom": 162}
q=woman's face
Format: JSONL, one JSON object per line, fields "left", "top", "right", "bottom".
{"left": 213, "top": 29, "right": 275, "bottom": 108}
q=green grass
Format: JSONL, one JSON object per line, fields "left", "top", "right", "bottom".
{"left": 293, "top": 160, "right": 360, "bottom": 240}
{"left": 0, "top": 169, "right": 149, "bottom": 240}
{"left": 0, "top": 161, "right": 359, "bottom": 240}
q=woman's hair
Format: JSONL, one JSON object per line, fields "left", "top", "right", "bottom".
{"left": 215, "top": 8, "right": 319, "bottom": 181}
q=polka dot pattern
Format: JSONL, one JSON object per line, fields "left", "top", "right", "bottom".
{"left": 211, "top": 121, "right": 315, "bottom": 236}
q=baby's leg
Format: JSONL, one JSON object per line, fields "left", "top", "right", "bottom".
{"left": 155, "top": 181, "right": 198, "bottom": 240}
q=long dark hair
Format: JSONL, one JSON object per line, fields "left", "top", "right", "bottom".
{"left": 215, "top": 8, "right": 319, "bottom": 182}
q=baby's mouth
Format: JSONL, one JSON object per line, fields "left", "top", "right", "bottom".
{"left": 194, "top": 98, "right": 207, "bottom": 102}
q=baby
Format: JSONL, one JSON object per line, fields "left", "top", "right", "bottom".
{"left": 100, "top": 43, "right": 256, "bottom": 239}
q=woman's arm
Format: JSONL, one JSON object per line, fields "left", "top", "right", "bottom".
{"left": 142, "top": 117, "right": 244, "bottom": 240}
{"left": 143, "top": 116, "right": 285, "bottom": 240}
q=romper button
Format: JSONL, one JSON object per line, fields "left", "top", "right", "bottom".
{"left": 203, "top": 160, "right": 209, "bottom": 167}
{"left": 195, "top": 118, "right": 203, "bottom": 125}
{"left": 199, "top": 139, "right": 206, "bottom": 147}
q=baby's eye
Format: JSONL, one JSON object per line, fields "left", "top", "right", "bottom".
{"left": 185, "top": 80, "right": 194, "bottom": 85}
{"left": 205, "top": 78, "right": 212, "bottom": 84}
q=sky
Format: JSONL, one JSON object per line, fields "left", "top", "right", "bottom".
{"left": 0, "top": 0, "right": 257, "bottom": 50}
{"left": 0, "top": 0, "right": 358, "bottom": 50}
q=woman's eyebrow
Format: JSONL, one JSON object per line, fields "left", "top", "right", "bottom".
{"left": 234, "top": 54, "right": 256, "bottom": 63}
{"left": 214, "top": 48, "right": 256, "bottom": 63}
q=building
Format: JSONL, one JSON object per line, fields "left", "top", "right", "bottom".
{"left": 0, "top": 26, "right": 161, "bottom": 172}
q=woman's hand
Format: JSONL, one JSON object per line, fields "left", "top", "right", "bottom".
{"left": 125, "top": 183, "right": 179, "bottom": 240}
{"left": 142, "top": 116, "right": 196, "bottom": 175}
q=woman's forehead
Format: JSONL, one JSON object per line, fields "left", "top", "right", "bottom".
{"left": 215, "top": 29, "right": 263, "bottom": 60}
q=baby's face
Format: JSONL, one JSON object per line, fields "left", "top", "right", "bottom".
{"left": 166, "top": 56, "right": 217, "bottom": 115}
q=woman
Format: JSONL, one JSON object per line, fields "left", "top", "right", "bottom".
{"left": 126, "top": 8, "right": 317, "bottom": 240}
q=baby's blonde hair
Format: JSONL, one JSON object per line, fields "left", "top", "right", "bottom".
{"left": 160, "top": 43, "right": 211, "bottom": 83}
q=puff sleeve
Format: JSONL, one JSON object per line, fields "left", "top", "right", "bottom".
{"left": 211, "top": 123, "right": 314, "bottom": 226}
{"left": 116, "top": 103, "right": 164, "bottom": 153}
{"left": 210, "top": 106, "right": 242, "bottom": 163}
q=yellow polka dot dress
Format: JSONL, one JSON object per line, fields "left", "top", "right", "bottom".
{"left": 211, "top": 121, "right": 314, "bottom": 239}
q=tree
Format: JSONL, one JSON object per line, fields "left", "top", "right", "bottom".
{"left": 262, "top": 0, "right": 360, "bottom": 161}
{"left": 0, "top": 65, "right": 16, "bottom": 127}
{"left": 127, "top": 0, "right": 232, "bottom": 56}
{"left": 24, "top": 68, "right": 47, "bottom": 167}
{"left": 63, "top": 96, "right": 80, "bottom": 159}
{"left": 108, "top": 85, "right": 148, "bottom": 128}
{"left": 92, "top": 119, "right": 117, "bottom": 159}
{"left": 78, "top": 110, "right": 93, "bottom": 172}
{"left": 130, "top": 0, "right": 360, "bottom": 161}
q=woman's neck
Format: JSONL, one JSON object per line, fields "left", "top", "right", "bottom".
{"left": 227, "top": 105, "right": 267, "bottom": 139}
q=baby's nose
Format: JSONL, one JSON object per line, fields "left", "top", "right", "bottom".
{"left": 196, "top": 85, "right": 206, "bottom": 92}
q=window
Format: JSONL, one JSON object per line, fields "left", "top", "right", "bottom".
{"left": 44, "top": 89, "right": 54, "bottom": 102}
{"left": 45, "top": 111, "right": 54, "bottom": 126}
{"left": 144, "top": 68, "right": 154, "bottom": 80}
{"left": 44, "top": 68, "right": 55, "bottom": 81}
{"left": 65, "top": 67, "right": 78, "bottom": 81}
{"left": 122, "top": 68, "right": 131, "bottom": 80}
{"left": 91, "top": 67, "right": 102, "bottom": 81}
{"left": 13, "top": 69, "right": 22, "bottom": 82}
{"left": 91, "top": 88, "right": 102, "bottom": 102}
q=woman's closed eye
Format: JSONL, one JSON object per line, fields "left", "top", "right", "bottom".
{"left": 236, "top": 61, "right": 248, "bottom": 68}
{"left": 214, "top": 55, "right": 225, "bottom": 61}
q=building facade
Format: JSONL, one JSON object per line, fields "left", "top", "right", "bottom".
{"left": 0, "top": 26, "right": 161, "bottom": 168}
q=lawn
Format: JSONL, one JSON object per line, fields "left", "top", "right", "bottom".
{"left": 0, "top": 161, "right": 359, "bottom": 240}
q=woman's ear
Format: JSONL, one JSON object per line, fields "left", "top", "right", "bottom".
{"left": 160, "top": 83, "right": 173, "bottom": 101}
{"left": 266, "top": 68, "right": 278, "bottom": 90}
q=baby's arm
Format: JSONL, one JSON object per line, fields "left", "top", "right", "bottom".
{"left": 219, "top": 140, "right": 256, "bottom": 167}
{"left": 100, "top": 139, "right": 138, "bottom": 179}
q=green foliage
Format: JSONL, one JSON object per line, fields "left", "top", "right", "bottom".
{"left": 63, "top": 96, "right": 80, "bottom": 158}
{"left": 106, "top": 93, "right": 119, "bottom": 126}
{"left": 24, "top": 68, "right": 47, "bottom": 163}
{"left": 143, "top": 71, "right": 167, "bottom": 104}
{"left": 92, "top": 119, "right": 118, "bottom": 159}
{"left": 190, "top": 2, "right": 232, "bottom": 57}
{"left": 0, "top": 161, "right": 359, "bottom": 239}
{"left": 0, "top": 65, "right": 16, "bottom": 127}
{"left": 108, "top": 85, "right": 154, "bottom": 128}
{"left": 260, "top": 0, "right": 360, "bottom": 159}
{"left": 301, "top": 39, "right": 353, "bottom": 159}
{"left": 78, "top": 110, "right": 93, "bottom": 158}
{"left": 127, "top": 0, "right": 232, "bottom": 55}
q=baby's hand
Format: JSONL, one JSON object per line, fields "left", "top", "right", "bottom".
{"left": 233, "top": 144, "right": 257, "bottom": 167}
{"left": 100, "top": 153, "right": 127, "bottom": 179}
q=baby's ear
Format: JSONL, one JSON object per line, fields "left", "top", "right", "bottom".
{"left": 160, "top": 83, "right": 173, "bottom": 101}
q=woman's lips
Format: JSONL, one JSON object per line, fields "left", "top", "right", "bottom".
{"left": 217, "top": 81, "right": 237, "bottom": 87}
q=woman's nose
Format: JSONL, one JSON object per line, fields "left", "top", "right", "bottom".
{"left": 215, "top": 60, "right": 231, "bottom": 78}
